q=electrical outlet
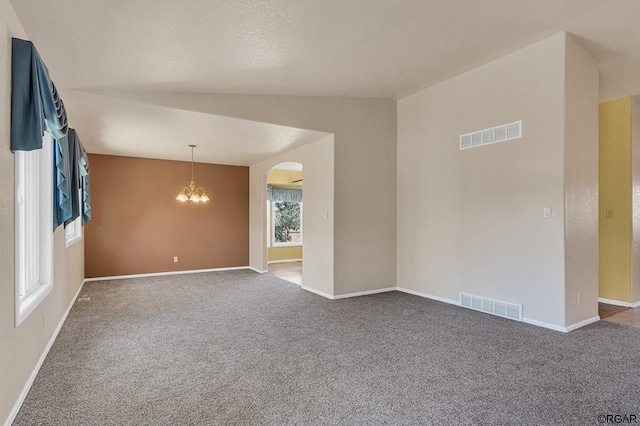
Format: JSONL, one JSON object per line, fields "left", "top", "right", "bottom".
{"left": 543, "top": 207, "right": 552, "bottom": 218}
{"left": 454, "top": 277, "right": 460, "bottom": 288}
{"left": 577, "top": 291, "right": 582, "bottom": 304}
{"left": 173, "top": 256, "right": 178, "bottom": 263}
{"left": 605, "top": 210, "right": 614, "bottom": 219}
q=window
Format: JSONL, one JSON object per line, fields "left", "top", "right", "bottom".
{"left": 15, "top": 134, "right": 54, "bottom": 326}
{"left": 266, "top": 200, "right": 271, "bottom": 247}
{"left": 65, "top": 188, "right": 82, "bottom": 247}
{"left": 272, "top": 201, "right": 302, "bottom": 246}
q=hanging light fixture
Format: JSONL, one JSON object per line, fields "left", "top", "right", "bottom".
{"left": 176, "top": 144, "right": 210, "bottom": 203}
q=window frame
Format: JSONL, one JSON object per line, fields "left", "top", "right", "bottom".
{"left": 272, "top": 201, "right": 303, "bottom": 247}
{"left": 266, "top": 200, "right": 271, "bottom": 248}
{"left": 65, "top": 188, "right": 83, "bottom": 248}
{"left": 15, "top": 134, "right": 54, "bottom": 326}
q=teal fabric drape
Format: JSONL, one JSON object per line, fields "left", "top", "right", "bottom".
{"left": 267, "top": 185, "right": 303, "bottom": 203}
{"left": 79, "top": 144, "right": 92, "bottom": 224}
{"left": 10, "top": 38, "right": 91, "bottom": 229}
{"left": 53, "top": 135, "right": 73, "bottom": 230}
{"left": 11, "top": 38, "right": 68, "bottom": 152}
{"left": 54, "top": 130, "right": 91, "bottom": 230}
{"left": 63, "top": 130, "right": 82, "bottom": 227}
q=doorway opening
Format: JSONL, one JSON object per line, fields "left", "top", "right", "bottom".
{"left": 597, "top": 96, "right": 640, "bottom": 328}
{"left": 266, "top": 162, "right": 303, "bottom": 285}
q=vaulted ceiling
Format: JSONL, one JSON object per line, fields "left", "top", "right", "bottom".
{"left": 10, "top": 0, "right": 640, "bottom": 164}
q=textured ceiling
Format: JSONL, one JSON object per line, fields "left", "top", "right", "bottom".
{"left": 9, "top": 0, "right": 640, "bottom": 163}
{"left": 10, "top": 0, "right": 640, "bottom": 99}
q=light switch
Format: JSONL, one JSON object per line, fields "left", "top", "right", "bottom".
{"left": 543, "top": 207, "right": 552, "bottom": 218}
{"left": 324, "top": 209, "right": 328, "bottom": 219}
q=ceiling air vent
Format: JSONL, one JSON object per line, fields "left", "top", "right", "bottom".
{"left": 459, "top": 120, "right": 522, "bottom": 150}
{"left": 460, "top": 292, "right": 522, "bottom": 322}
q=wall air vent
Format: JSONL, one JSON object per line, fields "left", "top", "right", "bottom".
{"left": 460, "top": 293, "right": 522, "bottom": 322}
{"left": 459, "top": 120, "right": 522, "bottom": 150}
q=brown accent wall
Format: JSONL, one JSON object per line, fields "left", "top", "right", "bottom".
{"left": 85, "top": 154, "right": 249, "bottom": 278}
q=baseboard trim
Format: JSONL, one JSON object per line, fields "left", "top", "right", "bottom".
{"left": 564, "top": 316, "right": 601, "bottom": 332}
{"left": 522, "top": 315, "right": 600, "bottom": 333}
{"left": 633, "top": 300, "right": 640, "bottom": 308}
{"left": 84, "top": 266, "right": 252, "bottom": 282}
{"left": 248, "top": 267, "right": 267, "bottom": 274}
{"left": 333, "top": 287, "right": 397, "bottom": 300}
{"left": 395, "top": 287, "right": 600, "bottom": 333}
{"left": 522, "top": 317, "right": 566, "bottom": 332}
{"left": 395, "top": 287, "right": 460, "bottom": 306}
{"left": 598, "top": 297, "right": 640, "bottom": 308}
{"left": 267, "top": 258, "right": 302, "bottom": 265}
{"left": 4, "top": 279, "right": 86, "bottom": 426}
{"left": 301, "top": 285, "right": 334, "bottom": 300}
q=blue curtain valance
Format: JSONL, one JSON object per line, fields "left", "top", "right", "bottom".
{"left": 53, "top": 129, "right": 91, "bottom": 229}
{"left": 79, "top": 142, "right": 92, "bottom": 224}
{"left": 267, "top": 185, "right": 302, "bottom": 203}
{"left": 11, "top": 38, "right": 68, "bottom": 152}
{"left": 10, "top": 38, "right": 91, "bottom": 230}
{"left": 53, "top": 135, "right": 72, "bottom": 229}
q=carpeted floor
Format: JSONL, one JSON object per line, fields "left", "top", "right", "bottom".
{"left": 13, "top": 270, "right": 640, "bottom": 425}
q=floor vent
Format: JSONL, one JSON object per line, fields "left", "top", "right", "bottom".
{"left": 460, "top": 120, "right": 522, "bottom": 150}
{"left": 460, "top": 293, "right": 522, "bottom": 321}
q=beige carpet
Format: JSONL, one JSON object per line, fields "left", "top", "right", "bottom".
{"left": 13, "top": 270, "right": 640, "bottom": 425}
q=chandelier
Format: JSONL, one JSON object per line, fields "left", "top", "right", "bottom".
{"left": 176, "top": 145, "right": 210, "bottom": 203}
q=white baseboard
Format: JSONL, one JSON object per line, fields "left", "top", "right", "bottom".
{"left": 395, "top": 287, "right": 460, "bottom": 306}
{"left": 4, "top": 279, "right": 86, "bottom": 426}
{"left": 302, "top": 286, "right": 397, "bottom": 300}
{"left": 301, "top": 285, "right": 334, "bottom": 300}
{"left": 248, "top": 267, "right": 267, "bottom": 274}
{"left": 522, "top": 317, "right": 566, "bottom": 332}
{"left": 598, "top": 297, "right": 640, "bottom": 308}
{"left": 333, "top": 287, "right": 396, "bottom": 300}
{"left": 84, "top": 266, "right": 252, "bottom": 282}
{"left": 395, "top": 286, "right": 600, "bottom": 333}
{"left": 565, "top": 316, "right": 601, "bottom": 332}
{"left": 522, "top": 315, "right": 600, "bottom": 333}
{"left": 267, "top": 258, "right": 302, "bottom": 265}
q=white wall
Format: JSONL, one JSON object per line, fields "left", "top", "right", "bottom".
{"left": 100, "top": 91, "right": 397, "bottom": 296}
{"left": 563, "top": 34, "right": 599, "bottom": 325}
{"left": 251, "top": 136, "right": 334, "bottom": 295}
{"left": 0, "top": 1, "right": 85, "bottom": 423}
{"left": 397, "top": 32, "right": 599, "bottom": 330}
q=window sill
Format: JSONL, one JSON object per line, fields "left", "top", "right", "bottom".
{"left": 16, "top": 282, "right": 53, "bottom": 326}
{"left": 272, "top": 243, "right": 303, "bottom": 248}
{"left": 65, "top": 234, "right": 82, "bottom": 248}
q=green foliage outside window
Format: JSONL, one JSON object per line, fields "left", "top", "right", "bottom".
{"left": 274, "top": 201, "right": 301, "bottom": 244}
